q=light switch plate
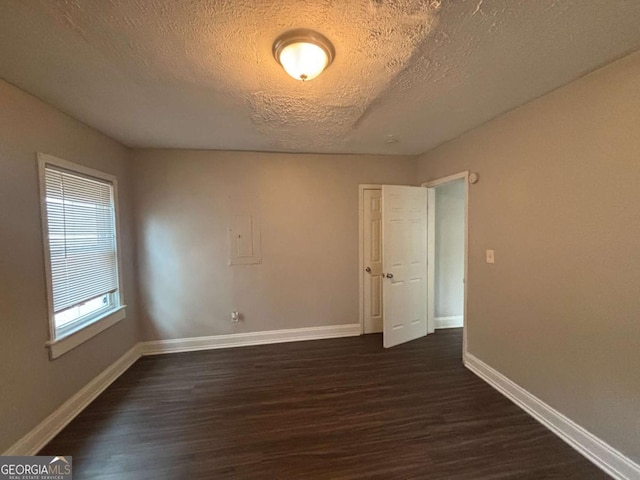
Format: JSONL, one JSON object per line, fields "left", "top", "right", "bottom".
{"left": 486, "top": 249, "right": 495, "bottom": 264}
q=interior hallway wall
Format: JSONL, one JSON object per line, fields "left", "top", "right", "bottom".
{"left": 434, "top": 180, "right": 465, "bottom": 328}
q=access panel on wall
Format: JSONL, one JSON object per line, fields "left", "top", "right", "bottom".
{"left": 228, "top": 196, "right": 262, "bottom": 266}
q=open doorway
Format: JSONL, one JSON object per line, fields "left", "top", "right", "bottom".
{"left": 424, "top": 172, "right": 469, "bottom": 357}
{"left": 433, "top": 179, "right": 465, "bottom": 329}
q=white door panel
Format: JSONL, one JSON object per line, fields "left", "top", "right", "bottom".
{"left": 363, "top": 189, "right": 383, "bottom": 333}
{"left": 382, "top": 185, "right": 428, "bottom": 348}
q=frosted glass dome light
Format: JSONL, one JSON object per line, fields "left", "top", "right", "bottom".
{"left": 273, "top": 29, "right": 335, "bottom": 81}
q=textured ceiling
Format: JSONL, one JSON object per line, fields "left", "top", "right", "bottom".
{"left": 1, "top": 0, "right": 640, "bottom": 155}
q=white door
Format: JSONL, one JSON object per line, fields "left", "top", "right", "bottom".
{"left": 382, "top": 185, "right": 428, "bottom": 348}
{"left": 363, "top": 188, "right": 383, "bottom": 333}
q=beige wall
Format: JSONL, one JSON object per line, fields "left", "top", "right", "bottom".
{"left": 417, "top": 51, "right": 640, "bottom": 462}
{"left": 0, "top": 81, "right": 139, "bottom": 453}
{"left": 132, "top": 150, "right": 415, "bottom": 340}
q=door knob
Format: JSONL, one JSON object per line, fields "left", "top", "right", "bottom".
{"left": 385, "top": 273, "right": 394, "bottom": 279}
{"left": 365, "top": 267, "right": 372, "bottom": 273}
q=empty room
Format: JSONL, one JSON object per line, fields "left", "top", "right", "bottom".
{"left": 1, "top": 1, "right": 639, "bottom": 479}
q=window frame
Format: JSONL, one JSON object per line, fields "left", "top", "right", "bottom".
{"left": 38, "top": 153, "right": 126, "bottom": 359}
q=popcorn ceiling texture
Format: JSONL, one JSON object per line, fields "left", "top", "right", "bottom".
{"left": 36, "top": 0, "right": 442, "bottom": 152}
{"left": 1, "top": 1, "right": 640, "bottom": 154}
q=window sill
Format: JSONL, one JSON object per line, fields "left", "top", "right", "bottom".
{"left": 46, "top": 306, "right": 127, "bottom": 360}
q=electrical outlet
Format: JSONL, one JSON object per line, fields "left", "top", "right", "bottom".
{"left": 486, "top": 249, "right": 495, "bottom": 264}
{"left": 231, "top": 311, "right": 240, "bottom": 323}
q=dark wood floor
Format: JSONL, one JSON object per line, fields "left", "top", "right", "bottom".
{"left": 41, "top": 329, "right": 609, "bottom": 479}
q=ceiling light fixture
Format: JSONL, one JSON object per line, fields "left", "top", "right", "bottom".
{"left": 273, "top": 29, "right": 335, "bottom": 81}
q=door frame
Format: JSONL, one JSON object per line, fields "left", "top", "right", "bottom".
{"left": 359, "top": 184, "right": 382, "bottom": 335}
{"left": 422, "top": 171, "right": 470, "bottom": 358}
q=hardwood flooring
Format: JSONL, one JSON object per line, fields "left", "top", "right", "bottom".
{"left": 40, "top": 329, "right": 609, "bottom": 479}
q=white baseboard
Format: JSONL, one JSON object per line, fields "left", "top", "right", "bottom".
{"left": 434, "top": 315, "right": 463, "bottom": 329}
{"left": 464, "top": 353, "right": 640, "bottom": 480}
{"left": 4, "top": 324, "right": 362, "bottom": 456}
{"left": 140, "top": 324, "right": 362, "bottom": 355}
{"left": 3, "top": 344, "right": 142, "bottom": 456}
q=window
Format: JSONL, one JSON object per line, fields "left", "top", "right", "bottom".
{"left": 38, "top": 153, "right": 125, "bottom": 359}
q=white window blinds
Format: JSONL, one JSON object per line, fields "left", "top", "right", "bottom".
{"left": 44, "top": 166, "right": 119, "bottom": 313}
